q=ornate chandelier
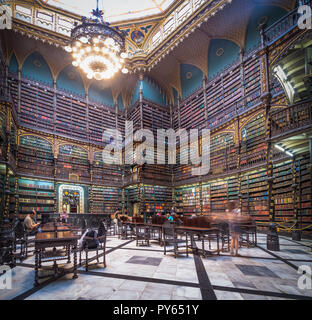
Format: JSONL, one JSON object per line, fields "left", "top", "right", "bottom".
{"left": 64, "top": 0, "right": 128, "bottom": 80}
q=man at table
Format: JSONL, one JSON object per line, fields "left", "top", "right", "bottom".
{"left": 24, "top": 209, "right": 41, "bottom": 235}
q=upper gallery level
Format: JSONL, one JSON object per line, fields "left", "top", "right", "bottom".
{"left": 2, "top": 0, "right": 304, "bottom": 109}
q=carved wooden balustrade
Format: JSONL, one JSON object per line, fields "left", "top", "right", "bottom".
{"left": 271, "top": 100, "right": 312, "bottom": 138}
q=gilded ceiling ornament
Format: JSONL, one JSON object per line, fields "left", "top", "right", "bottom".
{"left": 216, "top": 48, "right": 224, "bottom": 57}
{"left": 33, "top": 60, "right": 42, "bottom": 68}
{"left": 185, "top": 72, "right": 193, "bottom": 79}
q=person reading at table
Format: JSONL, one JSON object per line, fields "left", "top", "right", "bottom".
{"left": 24, "top": 210, "right": 41, "bottom": 235}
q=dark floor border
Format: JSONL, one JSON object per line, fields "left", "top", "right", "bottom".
{"left": 212, "top": 285, "right": 312, "bottom": 300}
{"left": 255, "top": 244, "right": 299, "bottom": 271}
{"left": 12, "top": 274, "right": 64, "bottom": 300}
{"left": 279, "top": 236, "right": 312, "bottom": 250}
{"left": 15, "top": 262, "right": 312, "bottom": 301}
{"left": 79, "top": 269, "right": 201, "bottom": 289}
{"left": 191, "top": 242, "right": 217, "bottom": 300}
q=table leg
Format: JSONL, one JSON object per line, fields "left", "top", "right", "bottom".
{"left": 67, "top": 245, "right": 71, "bottom": 263}
{"left": 34, "top": 249, "right": 39, "bottom": 287}
{"left": 72, "top": 245, "right": 78, "bottom": 279}
{"left": 39, "top": 249, "right": 42, "bottom": 268}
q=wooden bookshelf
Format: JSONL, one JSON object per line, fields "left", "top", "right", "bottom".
{"left": 273, "top": 160, "right": 293, "bottom": 222}
{"left": 57, "top": 145, "right": 90, "bottom": 182}
{"left": 296, "top": 155, "right": 312, "bottom": 229}
{"left": 142, "top": 184, "right": 172, "bottom": 214}
{"left": 92, "top": 186, "right": 121, "bottom": 214}
{"left": 175, "top": 185, "right": 200, "bottom": 216}
{"left": 240, "top": 168, "right": 269, "bottom": 221}
{"left": 18, "top": 178, "right": 55, "bottom": 219}
{"left": 18, "top": 135, "right": 54, "bottom": 178}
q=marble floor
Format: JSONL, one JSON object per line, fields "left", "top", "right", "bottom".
{"left": 1, "top": 233, "right": 312, "bottom": 300}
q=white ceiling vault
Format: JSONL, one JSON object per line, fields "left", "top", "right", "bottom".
{"left": 42, "top": 0, "right": 176, "bottom": 22}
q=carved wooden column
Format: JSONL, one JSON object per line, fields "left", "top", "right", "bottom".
{"left": 202, "top": 75, "right": 208, "bottom": 127}
{"left": 177, "top": 96, "right": 181, "bottom": 128}
{"left": 53, "top": 137, "right": 58, "bottom": 213}
{"left": 17, "top": 69, "right": 21, "bottom": 114}
{"left": 291, "top": 158, "right": 301, "bottom": 240}
{"left": 14, "top": 176, "right": 19, "bottom": 218}
{"left": 53, "top": 80, "right": 57, "bottom": 132}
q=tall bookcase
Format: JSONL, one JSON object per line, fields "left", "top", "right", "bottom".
{"left": 273, "top": 161, "right": 293, "bottom": 222}
{"left": 92, "top": 186, "right": 121, "bottom": 214}
{"left": 18, "top": 178, "right": 55, "bottom": 219}
{"left": 18, "top": 135, "right": 54, "bottom": 178}
{"left": 240, "top": 112, "right": 266, "bottom": 168}
{"left": 240, "top": 168, "right": 269, "bottom": 221}
{"left": 142, "top": 185, "right": 172, "bottom": 214}
{"left": 92, "top": 152, "right": 122, "bottom": 186}
{"left": 19, "top": 80, "right": 54, "bottom": 131}
{"left": 296, "top": 155, "right": 312, "bottom": 229}
{"left": 56, "top": 93, "right": 87, "bottom": 141}
{"left": 57, "top": 145, "right": 90, "bottom": 182}
{"left": 175, "top": 185, "right": 201, "bottom": 216}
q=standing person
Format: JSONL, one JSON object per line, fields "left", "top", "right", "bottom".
{"left": 226, "top": 201, "right": 242, "bottom": 256}
{"left": 60, "top": 207, "right": 68, "bottom": 223}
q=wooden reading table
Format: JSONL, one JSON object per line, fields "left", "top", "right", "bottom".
{"left": 175, "top": 226, "right": 220, "bottom": 257}
{"left": 34, "top": 230, "right": 78, "bottom": 286}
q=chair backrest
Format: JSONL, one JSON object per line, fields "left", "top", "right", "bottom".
{"left": 14, "top": 220, "right": 25, "bottom": 239}
{"left": 97, "top": 222, "right": 107, "bottom": 242}
{"left": 197, "top": 216, "right": 211, "bottom": 228}
{"left": 162, "top": 220, "right": 176, "bottom": 239}
{"left": 133, "top": 216, "right": 144, "bottom": 223}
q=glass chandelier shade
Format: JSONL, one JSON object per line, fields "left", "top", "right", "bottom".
{"left": 64, "top": 1, "right": 129, "bottom": 80}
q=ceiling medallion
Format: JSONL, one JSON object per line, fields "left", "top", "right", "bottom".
{"left": 63, "top": 0, "right": 129, "bottom": 80}
{"left": 186, "top": 72, "right": 193, "bottom": 79}
{"left": 33, "top": 60, "right": 42, "bottom": 68}
{"left": 216, "top": 48, "right": 224, "bottom": 56}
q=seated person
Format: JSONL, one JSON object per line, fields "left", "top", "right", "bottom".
{"left": 166, "top": 213, "right": 174, "bottom": 222}
{"left": 24, "top": 210, "right": 41, "bottom": 235}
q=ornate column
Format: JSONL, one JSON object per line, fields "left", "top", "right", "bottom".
{"left": 202, "top": 75, "right": 208, "bottom": 128}
{"left": 177, "top": 96, "right": 181, "bottom": 128}
{"left": 53, "top": 80, "right": 57, "bottom": 132}
{"left": 14, "top": 176, "right": 19, "bottom": 218}
{"left": 53, "top": 137, "right": 58, "bottom": 213}
{"left": 292, "top": 158, "right": 301, "bottom": 240}
{"left": 17, "top": 69, "right": 21, "bottom": 114}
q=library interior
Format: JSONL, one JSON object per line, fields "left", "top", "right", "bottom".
{"left": 0, "top": 0, "right": 312, "bottom": 301}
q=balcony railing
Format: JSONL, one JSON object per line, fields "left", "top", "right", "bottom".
{"left": 264, "top": 1, "right": 312, "bottom": 46}
{"left": 271, "top": 100, "right": 312, "bottom": 138}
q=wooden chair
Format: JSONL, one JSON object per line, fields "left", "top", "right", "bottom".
{"left": 239, "top": 220, "right": 257, "bottom": 248}
{"left": 135, "top": 225, "right": 150, "bottom": 246}
{"left": 162, "top": 221, "right": 188, "bottom": 258}
{"left": 79, "top": 222, "right": 107, "bottom": 271}
{"left": 14, "top": 220, "right": 36, "bottom": 259}
{"left": 0, "top": 222, "right": 16, "bottom": 268}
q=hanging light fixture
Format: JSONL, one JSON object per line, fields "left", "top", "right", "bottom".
{"left": 64, "top": 0, "right": 129, "bottom": 80}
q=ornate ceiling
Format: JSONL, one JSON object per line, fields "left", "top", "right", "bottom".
{"left": 41, "top": 0, "right": 177, "bottom": 23}
{"left": 1, "top": 0, "right": 298, "bottom": 106}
